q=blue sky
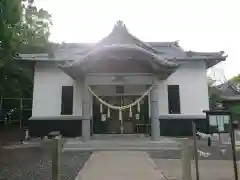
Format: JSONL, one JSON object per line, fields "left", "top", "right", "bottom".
{"left": 36, "top": 0, "right": 240, "bottom": 79}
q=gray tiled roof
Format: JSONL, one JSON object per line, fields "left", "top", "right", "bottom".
{"left": 221, "top": 95, "right": 240, "bottom": 101}
{"left": 216, "top": 81, "right": 240, "bottom": 101}
{"left": 18, "top": 21, "right": 227, "bottom": 68}
{"left": 52, "top": 42, "right": 225, "bottom": 58}
{"left": 60, "top": 44, "right": 178, "bottom": 69}
{"left": 95, "top": 21, "right": 160, "bottom": 54}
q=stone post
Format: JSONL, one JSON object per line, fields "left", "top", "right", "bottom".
{"left": 52, "top": 136, "right": 61, "bottom": 180}
{"left": 180, "top": 139, "right": 192, "bottom": 180}
{"left": 150, "top": 85, "right": 160, "bottom": 141}
{"left": 82, "top": 83, "right": 91, "bottom": 141}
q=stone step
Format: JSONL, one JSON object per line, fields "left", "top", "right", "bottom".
{"left": 63, "top": 139, "right": 180, "bottom": 151}
{"left": 92, "top": 134, "right": 147, "bottom": 138}
{"left": 66, "top": 140, "right": 178, "bottom": 144}
{"left": 63, "top": 146, "right": 180, "bottom": 151}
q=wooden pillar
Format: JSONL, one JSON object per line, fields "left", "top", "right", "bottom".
{"left": 52, "top": 136, "right": 61, "bottom": 180}
{"left": 150, "top": 85, "right": 160, "bottom": 140}
{"left": 82, "top": 82, "right": 91, "bottom": 141}
{"left": 180, "top": 139, "right": 192, "bottom": 180}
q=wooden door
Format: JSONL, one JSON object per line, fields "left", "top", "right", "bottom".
{"left": 122, "top": 96, "right": 135, "bottom": 133}
{"left": 106, "top": 96, "right": 121, "bottom": 134}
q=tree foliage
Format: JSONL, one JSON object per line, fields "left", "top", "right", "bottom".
{"left": 0, "top": 0, "right": 22, "bottom": 57}
{"left": 20, "top": 0, "right": 52, "bottom": 53}
{"left": 0, "top": 0, "right": 52, "bottom": 98}
{"left": 228, "top": 103, "right": 240, "bottom": 121}
{"left": 231, "top": 74, "right": 240, "bottom": 83}
{"left": 228, "top": 74, "right": 240, "bottom": 121}
{"left": 208, "top": 77, "right": 221, "bottom": 109}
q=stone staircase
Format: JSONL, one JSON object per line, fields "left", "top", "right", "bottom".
{"left": 63, "top": 134, "right": 180, "bottom": 151}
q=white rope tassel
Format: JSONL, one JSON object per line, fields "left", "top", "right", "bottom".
{"left": 221, "top": 148, "right": 227, "bottom": 155}
{"left": 137, "top": 101, "right": 140, "bottom": 112}
{"left": 129, "top": 106, "right": 132, "bottom": 118}
{"left": 197, "top": 131, "right": 219, "bottom": 140}
{"left": 107, "top": 108, "right": 110, "bottom": 118}
{"left": 100, "top": 103, "right": 103, "bottom": 113}
{"left": 119, "top": 110, "right": 122, "bottom": 121}
{"left": 198, "top": 149, "right": 211, "bottom": 157}
{"left": 197, "top": 131, "right": 211, "bottom": 138}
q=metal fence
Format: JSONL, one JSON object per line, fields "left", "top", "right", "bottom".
{"left": 0, "top": 97, "right": 32, "bottom": 129}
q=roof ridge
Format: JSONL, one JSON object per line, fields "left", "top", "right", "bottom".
{"left": 94, "top": 21, "right": 159, "bottom": 54}
{"left": 185, "top": 51, "right": 226, "bottom": 57}
{"left": 148, "top": 41, "right": 176, "bottom": 44}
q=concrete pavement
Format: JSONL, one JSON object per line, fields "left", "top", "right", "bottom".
{"left": 75, "top": 151, "right": 166, "bottom": 180}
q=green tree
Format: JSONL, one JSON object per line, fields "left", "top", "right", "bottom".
{"left": 228, "top": 74, "right": 240, "bottom": 121}
{"left": 208, "top": 74, "right": 240, "bottom": 121}
{"left": 228, "top": 103, "right": 240, "bottom": 121}
{"left": 231, "top": 74, "right": 240, "bottom": 83}
{"left": 208, "top": 77, "right": 221, "bottom": 109}
{"left": 20, "top": 0, "right": 52, "bottom": 53}
{"left": 0, "top": 0, "right": 52, "bottom": 98}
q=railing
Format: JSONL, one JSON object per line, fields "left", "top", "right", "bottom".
{"left": 0, "top": 97, "right": 32, "bottom": 129}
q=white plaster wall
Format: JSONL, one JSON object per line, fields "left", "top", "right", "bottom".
{"left": 32, "top": 62, "right": 74, "bottom": 116}
{"left": 158, "top": 60, "right": 209, "bottom": 115}
{"left": 32, "top": 60, "right": 209, "bottom": 117}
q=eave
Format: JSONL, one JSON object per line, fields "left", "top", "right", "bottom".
{"left": 221, "top": 95, "right": 240, "bottom": 102}
{"left": 59, "top": 44, "right": 179, "bottom": 79}
{"left": 167, "top": 55, "right": 227, "bottom": 68}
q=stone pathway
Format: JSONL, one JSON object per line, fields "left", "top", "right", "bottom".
{"left": 75, "top": 151, "right": 166, "bottom": 180}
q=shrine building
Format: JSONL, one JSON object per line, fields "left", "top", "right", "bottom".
{"left": 18, "top": 21, "right": 227, "bottom": 140}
